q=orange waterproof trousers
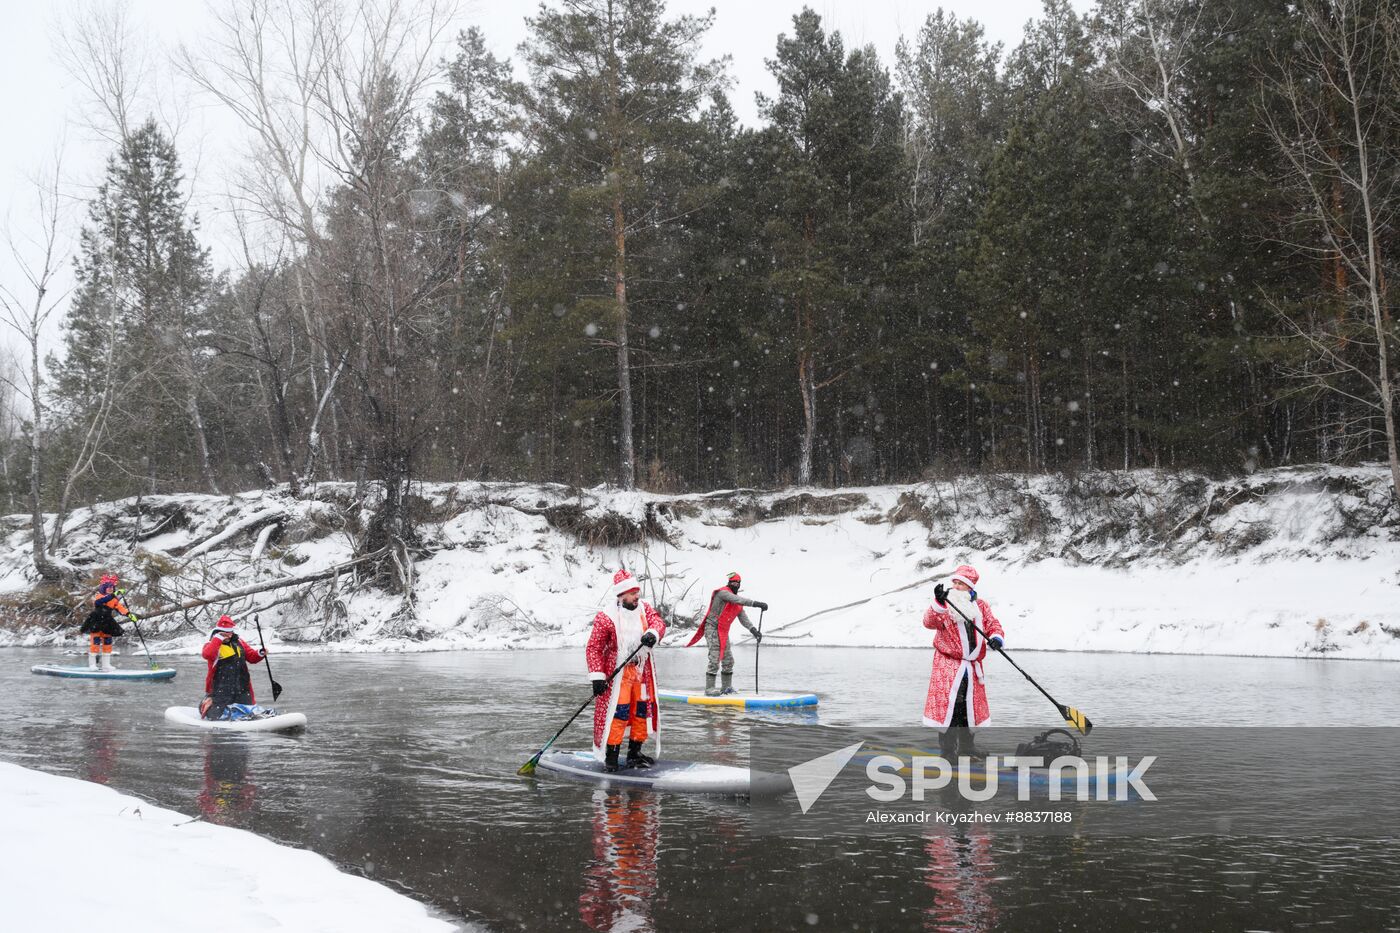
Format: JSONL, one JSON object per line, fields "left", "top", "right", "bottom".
{"left": 89, "top": 634, "right": 114, "bottom": 654}
{"left": 606, "top": 665, "right": 650, "bottom": 746}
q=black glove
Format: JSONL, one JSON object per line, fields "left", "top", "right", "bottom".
{"left": 592, "top": 679, "right": 609, "bottom": 697}
{"left": 753, "top": 631, "right": 763, "bottom": 643}
{"left": 754, "top": 601, "right": 769, "bottom": 611}
{"left": 934, "top": 584, "right": 949, "bottom": 607}
{"left": 640, "top": 630, "right": 658, "bottom": 647}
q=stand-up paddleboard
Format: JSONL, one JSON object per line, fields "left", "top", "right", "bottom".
{"left": 31, "top": 664, "right": 176, "bottom": 681}
{"left": 658, "top": 690, "right": 818, "bottom": 709}
{"left": 164, "top": 706, "right": 307, "bottom": 734}
{"left": 536, "top": 750, "right": 790, "bottom": 797}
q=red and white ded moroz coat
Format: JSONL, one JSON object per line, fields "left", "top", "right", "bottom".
{"left": 586, "top": 600, "right": 668, "bottom": 761}
{"left": 921, "top": 590, "right": 1005, "bottom": 728}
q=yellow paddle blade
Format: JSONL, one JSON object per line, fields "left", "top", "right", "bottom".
{"left": 1063, "top": 707, "right": 1093, "bottom": 736}
{"left": 517, "top": 758, "right": 539, "bottom": 777}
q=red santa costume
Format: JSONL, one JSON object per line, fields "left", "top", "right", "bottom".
{"left": 921, "top": 565, "right": 1005, "bottom": 728}
{"left": 586, "top": 570, "right": 668, "bottom": 762}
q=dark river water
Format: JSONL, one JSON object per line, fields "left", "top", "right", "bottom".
{"left": 4, "top": 645, "right": 1400, "bottom": 932}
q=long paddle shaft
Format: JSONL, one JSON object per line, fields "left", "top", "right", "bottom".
{"left": 127, "top": 616, "right": 156, "bottom": 669}
{"left": 253, "top": 615, "right": 283, "bottom": 701}
{"left": 115, "top": 590, "right": 156, "bottom": 669}
{"left": 518, "top": 642, "right": 646, "bottom": 776}
{"left": 941, "top": 598, "right": 1093, "bottom": 736}
{"left": 754, "top": 608, "right": 765, "bottom": 694}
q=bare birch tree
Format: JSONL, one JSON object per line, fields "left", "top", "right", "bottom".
{"left": 179, "top": 0, "right": 352, "bottom": 484}
{"left": 1264, "top": 0, "right": 1400, "bottom": 506}
{"left": 54, "top": 0, "right": 151, "bottom": 146}
{"left": 0, "top": 158, "right": 71, "bottom": 581}
{"left": 1096, "top": 0, "right": 1217, "bottom": 204}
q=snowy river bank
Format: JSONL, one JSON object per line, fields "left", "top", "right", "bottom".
{"left": 3, "top": 464, "right": 1397, "bottom": 660}
{"left": 0, "top": 758, "right": 459, "bottom": 932}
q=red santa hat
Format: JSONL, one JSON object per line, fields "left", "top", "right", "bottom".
{"left": 212, "top": 614, "right": 237, "bottom": 634}
{"left": 612, "top": 569, "right": 641, "bottom": 598}
{"left": 950, "top": 565, "right": 980, "bottom": 589}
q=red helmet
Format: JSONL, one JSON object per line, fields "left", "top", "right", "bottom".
{"left": 727, "top": 571, "right": 742, "bottom": 583}
{"left": 99, "top": 573, "right": 119, "bottom": 587}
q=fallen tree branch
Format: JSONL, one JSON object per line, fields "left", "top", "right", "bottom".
{"left": 765, "top": 568, "right": 951, "bottom": 634}
{"left": 178, "top": 507, "right": 287, "bottom": 563}
{"left": 140, "top": 550, "right": 385, "bottom": 620}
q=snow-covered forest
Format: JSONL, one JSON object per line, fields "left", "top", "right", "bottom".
{"left": 3, "top": 0, "right": 1399, "bottom": 601}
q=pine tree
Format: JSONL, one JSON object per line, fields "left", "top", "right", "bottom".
{"left": 757, "top": 8, "right": 908, "bottom": 484}
{"left": 511, "top": 0, "right": 722, "bottom": 489}
{"left": 893, "top": 10, "right": 1007, "bottom": 471}
{"left": 417, "top": 27, "right": 519, "bottom": 480}
{"left": 53, "top": 119, "right": 220, "bottom": 498}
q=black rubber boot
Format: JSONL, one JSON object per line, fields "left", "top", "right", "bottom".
{"left": 604, "top": 744, "right": 621, "bottom": 773}
{"left": 960, "top": 730, "right": 988, "bottom": 762}
{"left": 704, "top": 674, "right": 719, "bottom": 697}
{"left": 719, "top": 672, "right": 736, "bottom": 695}
{"left": 938, "top": 729, "right": 958, "bottom": 760}
{"left": 942, "top": 728, "right": 985, "bottom": 762}
{"left": 626, "top": 739, "right": 655, "bottom": 769}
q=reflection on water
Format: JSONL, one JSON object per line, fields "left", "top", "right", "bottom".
{"left": 923, "top": 832, "right": 997, "bottom": 933}
{"left": 4, "top": 645, "right": 1400, "bottom": 932}
{"left": 580, "top": 790, "right": 660, "bottom": 933}
{"left": 198, "top": 736, "right": 257, "bottom": 822}
{"left": 79, "top": 707, "right": 121, "bottom": 786}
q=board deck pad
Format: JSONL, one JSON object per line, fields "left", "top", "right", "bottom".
{"left": 536, "top": 750, "right": 790, "bottom": 797}
{"left": 164, "top": 706, "right": 308, "bottom": 733}
{"left": 658, "top": 690, "right": 819, "bottom": 709}
{"left": 31, "top": 664, "right": 177, "bottom": 681}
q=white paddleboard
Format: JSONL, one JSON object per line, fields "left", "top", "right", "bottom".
{"left": 657, "top": 690, "right": 818, "bottom": 709}
{"left": 32, "top": 664, "right": 176, "bottom": 681}
{"left": 164, "top": 706, "right": 307, "bottom": 733}
{"left": 536, "top": 750, "right": 789, "bottom": 797}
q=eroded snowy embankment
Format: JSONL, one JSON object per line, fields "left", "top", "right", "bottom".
{"left": 0, "top": 761, "right": 457, "bottom": 932}
{"left": 1, "top": 465, "right": 1397, "bottom": 660}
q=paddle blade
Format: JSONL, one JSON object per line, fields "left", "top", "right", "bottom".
{"left": 517, "top": 755, "right": 541, "bottom": 777}
{"left": 1063, "top": 706, "right": 1093, "bottom": 736}
{"left": 271, "top": 680, "right": 284, "bottom": 701}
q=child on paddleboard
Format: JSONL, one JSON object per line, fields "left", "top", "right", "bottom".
{"left": 79, "top": 574, "right": 137, "bottom": 671}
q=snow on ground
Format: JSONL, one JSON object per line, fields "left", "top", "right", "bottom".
{"left": 0, "top": 761, "right": 459, "bottom": 933}
{"left": 1, "top": 464, "right": 1397, "bottom": 660}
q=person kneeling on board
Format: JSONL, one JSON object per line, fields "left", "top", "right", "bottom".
{"left": 922, "top": 565, "right": 1005, "bottom": 761}
{"left": 684, "top": 571, "right": 768, "bottom": 696}
{"left": 200, "top": 615, "right": 266, "bottom": 720}
{"left": 587, "top": 570, "right": 667, "bottom": 773}
{"left": 78, "top": 574, "right": 136, "bottom": 671}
